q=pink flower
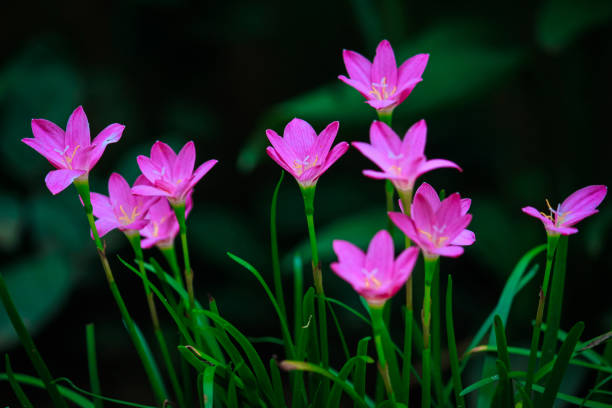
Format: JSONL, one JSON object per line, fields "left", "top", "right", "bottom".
{"left": 90, "top": 173, "right": 156, "bottom": 238}
{"left": 522, "top": 185, "right": 607, "bottom": 236}
{"left": 266, "top": 118, "right": 349, "bottom": 187}
{"left": 133, "top": 141, "right": 217, "bottom": 204}
{"left": 389, "top": 183, "right": 474, "bottom": 258}
{"left": 140, "top": 195, "right": 193, "bottom": 249}
{"left": 338, "top": 39, "right": 429, "bottom": 112}
{"left": 22, "top": 106, "right": 124, "bottom": 195}
{"left": 353, "top": 120, "right": 461, "bottom": 192}
{"left": 331, "top": 230, "right": 419, "bottom": 306}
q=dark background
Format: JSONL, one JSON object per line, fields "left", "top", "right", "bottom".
{"left": 1, "top": 0, "right": 611, "bottom": 406}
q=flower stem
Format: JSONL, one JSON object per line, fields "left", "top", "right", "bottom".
{"left": 422, "top": 256, "right": 437, "bottom": 408}
{"left": 74, "top": 179, "right": 167, "bottom": 405}
{"left": 524, "top": 233, "right": 560, "bottom": 398}
{"left": 0, "top": 273, "right": 68, "bottom": 408}
{"left": 172, "top": 201, "right": 195, "bottom": 314}
{"left": 377, "top": 110, "right": 393, "bottom": 127}
{"left": 127, "top": 233, "right": 185, "bottom": 408}
{"left": 85, "top": 324, "right": 103, "bottom": 408}
{"left": 160, "top": 244, "right": 185, "bottom": 292}
{"left": 271, "top": 171, "right": 287, "bottom": 319}
{"left": 385, "top": 180, "right": 396, "bottom": 232}
{"left": 370, "top": 304, "right": 396, "bottom": 402}
{"left": 398, "top": 187, "right": 414, "bottom": 397}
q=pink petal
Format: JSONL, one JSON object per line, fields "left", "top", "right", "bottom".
{"left": 522, "top": 206, "right": 554, "bottom": 227}
{"left": 414, "top": 182, "right": 441, "bottom": 211}
{"left": 435, "top": 245, "right": 464, "bottom": 258}
{"left": 87, "top": 123, "right": 125, "bottom": 169}
{"left": 108, "top": 173, "right": 133, "bottom": 207}
{"left": 72, "top": 145, "right": 97, "bottom": 171}
{"left": 545, "top": 225, "right": 579, "bottom": 235}
{"left": 353, "top": 141, "right": 391, "bottom": 171}
{"left": 283, "top": 118, "right": 317, "bottom": 159}
{"left": 309, "top": 121, "right": 339, "bottom": 162}
{"left": 561, "top": 210, "right": 599, "bottom": 227}
{"left": 411, "top": 193, "right": 436, "bottom": 234}
{"left": 416, "top": 159, "right": 462, "bottom": 179}
{"left": 141, "top": 236, "right": 162, "bottom": 249}
{"left": 119, "top": 219, "right": 149, "bottom": 232}
{"left": 45, "top": 169, "right": 86, "bottom": 195}
{"left": 316, "top": 141, "right": 349, "bottom": 176}
{"left": 460, "top": 198, "right": 472, "bottom": 215}
{"left": 132, "top": 184, "right": 171, "bottom": 197}
{"left": 370, "top": 121, "right": 402, "bottom": 153}
{"left": 402, "top": 119, "right": 427, "bottom": 158}
{"left": 22, "top": 138, "right": 65, "bottom": 169}
{"left": 388, "top": 211, "right": 420, "bottom": 243}
{"left": 90, "top": 192, "right": 114, "bottom": 220}
{"left": 137, "top": 155, "right": 163, "bottom": 184}
{"left": 366, "top": 99, "right": 398, "bottom": 110}
{"left": 183, "top": 159, "right": 217, "bottom": 195}
{"left": 150, "top": 141, "right": 177, "bottom": 178}
{"left": 560, "top": 185, "right": 607, "bottom": 214}
{"left": 372, "top": 40, "right": 398, "bottom": 89}
{"left": 398, "top": 53, "right": 428, "bottom": 82}
{"left": 266, "top": 129, "right": 298, "bottom": 165}
{"left": 362, "top": 169, "right": 396, "bottom": 180}
{"left": 95, "top": 218, "right": 119, "bottom": 238}
{"left": 31, "top": 119, "right": 65, "bottom": 150}
{"left": 266, "top": 147, "right": 296, "bottom": 176}
{"left": 65, "top": 106, "right": 91, "bottom": 148}
{"left": 342, "top": 49, "right": 372, "bottom": 84}
{"left": 451, "top": 229, "right": 475, "bottom": 246}
{"left": 333, "top": 239, "right": 365, "bottom": 270}
{"left": 175, "top": 141, "right": 196, "bottom": 182}
{"left": 365, "top": 230, "right": 394, "bottom": 276}
{"left": 396, "top": 78, "right": 424, "bottom": 105}
{"left": 338, "top": 75, "right": 372, "bottom": 99}
{"left": 395, "top": 246, "right": 419, "bottom": 275}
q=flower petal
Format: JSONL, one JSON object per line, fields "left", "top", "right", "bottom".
{"left": 398, "top": 53, "right": 429, "bottom": 84}
{"left": 365, "top": 230, "right": 394, "bottom": 276}
{"left": 266, "top": 129, "right": 298, "bottom": 165}
{"left": 283, "top": 118, "right": 317, "bottom": 159}
{"left": 338, "top": 75, "right": 372, "bottom": 99}
{"left": 388, "top": 211, "right": 420, "bottom": 243}
{"left": 108, "top": 173, "right": 133, "bottom": 208}
{"left": 460, "top": 198, "right": 471, "bottom": 215}
{"left": 309, "top": 121, "right": 339, "bottom": 162}
{"left": 31, "top": 119, "right": 65, "bottom": 150}
{"left": 414, "top": 182, "right": 441, "bottom": 211}
{"left": 137, "top": 155, "right": 163, "bottom": 184}
{"left": 435, "top": 245, "right": 464, "bottom": 258}
{"left": 342, "top": 49, "right": 372, "bottom": 84}
{"left": 353, "top": 141, "right": 391, "bottom": 171}
{"left": 65, "top": 106, "right": 91, "bottom": 148}
{"left": 44, "top": 169, "right": 85, "bottom": 195}
{"left": 150, "top": 141, "right": 177, "bottom": 178}
{"left": 266, "top": 147, "right": 296, "bottom": 176}
{"left": 87, "top": 123, "right": 125, "bottom": 169}
{"left": 183, "top": 159, "right": 217, "bottom": 195}
{"left": 315, "top": 141, "right": 349, "bottom": 176}
{"left": 175, "top": 141, "right": 196, "bottom": 182}
{"left": 417, "top": 159, "right": 462, "bottom": 179}
{"left": 451, "top": 229, "right": 475, "bottom": 246}
{"left": 90, "top": 192, "right": 114, "bottom": 220}
{"left": 333, "top": 239, "right": 365, "bottom": 270}
{"left": 132, "top": 184, "right": 171, "bottom": 197}
{"left": 372, "top": 40, "right": 398, "bottom": 89}
{"left": 366, "top": 99, "right": 398, "bottom": 110}
{"left": 560, "top": 185, "right": 607, "bottom": 214}
{"left": 522, "top": 206, "right": 554, "bottom": 227}
{"left": 22, "top": 137, "right": 65, "bottom": 168}
{"left": 370, "top": 121, "right": 402, "bottom": 153}
{"left": 95, "top": 218, "right": 119, "bottom": 238}
{"left": 411, "top": 192, "right": 436, "bottom": 234}
{"left": 402, "top": 119, "right": 427, "bottom": 158}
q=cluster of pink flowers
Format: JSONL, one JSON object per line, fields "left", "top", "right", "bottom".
{"left": 23, "top": 106, "right": 216, "bottom": 249}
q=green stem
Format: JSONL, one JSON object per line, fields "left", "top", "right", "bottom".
{"left": 271, "top": 171, "right": 287, "bottom": 319}
{"left": 385, "top": 180, "right": 396, "bottom": 233}
{"left": 85, "top": 324, "right": 103, "bottom": 408}
{"left": 160, "top": 244, "right": 185, "bottom": 292}
{"left": 0, "top": 273, "right": 68, "bottom": 408}
{"left": 377, "top": 110, "right": 393, "bottom": 127}
{"left": 398, "top": 187, "right": 414, "bottom": 399}
{"left": 524, "top": 233, "right": 560, "bottom": 398}
{"left": 422, "top": 256, "right": 437, "bottom": 408}
{"left": 172, "top": 202, "right": 195, "bottom": 314}
{"left": 432, "top": 259, "right": 443, "bottom": 404}
{"left": 127, "top": 233, "right": 184, "bottom": 408}
{"left": 369, "top": 304, "right": 396, "bottom": 402}
{"left": 75, "top": 180, "right": 167, "bottom": 405}
{"left": 446, "top": 276, "right": 466, "bottom": 408}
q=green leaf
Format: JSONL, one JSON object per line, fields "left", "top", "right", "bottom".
{"left": 461, "top": 371, "right": 525, "bottom": 396}
{"left": 353, "top": 336, "right": 371, "bottom": 400}
{"left": 0, "top": 255, "right": 73, "bottom": 348}
{"left": 269, "top": 358, "right": 286, "bottom": 408}
{"left": 446, "top": 276, "right": 466, "bottom": 408}
{"left": 327, "top": 355, "right": 375, "bottom": 408}
{"left": 4, "top": 355, "right": 33, "bottom": 408}
{"left": 85, "top": 324, "right": 103, "bottom": 408}
{"left": 201, "top": 365, "right": 216, "bottom": 408}
{"left": 53, "top": 377, "right": 156, "bottom": 408}
{"left": 495, "top": 360, "right": 514, "bottom": 408}
{"left": 131, "top": 321, "right": 168, "bottom": 398}
{"left": 532, "top": 383, "right": 612, "bottom": 408}
{"left": 0, "top": 373, "right": 93, "bottom": 407}
{"left": 536, "top": 0, "right": 612, "bottom": 52}
{"left": 540, "top": 321, "right": 585, "bottom": 408}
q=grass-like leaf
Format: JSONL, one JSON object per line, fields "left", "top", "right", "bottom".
{"left": 5, "top": 354, "right": 33, "bottom": 408}
{"left": 446, "top": 276, "right": 465, "bottom": 408}
{"left": 85, "top": 324, "right": 103, "bottom": 408}
{"left": 327, "top": 354, "right": 374, "bottom": 408}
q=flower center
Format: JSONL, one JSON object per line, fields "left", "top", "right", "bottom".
{"left": 540, "top": 199, "right": 571, "bottom": 227}
{"left": 388, "top": 165, "right": 403, "bottom": 176}
{"left": 292, "top": 155, "right": 319, "bottom": 176}
{"left": 368, "top": 77, "right": 397, "bottom": 100}
{"left": 118, "top": 205, "right": 140, "bottom": 225}
{"left": 418, "top": 225, "right": 449, "bottom": 247}
{"left": 361, "top": 268, "right": 382, "bottom": 289}
{"left": 54, "top": 145, "right": 81, "bottom": 169}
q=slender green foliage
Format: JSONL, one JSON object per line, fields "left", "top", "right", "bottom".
{"left": 5, "top": 354, "right": 34, "bottom": 408}
{"left": 446, "top": 276, "right": 466, "bottom": 408}
{"left": 85, "top": 324, "right": 103, "bottom": 408}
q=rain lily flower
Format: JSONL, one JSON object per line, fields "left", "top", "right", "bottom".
{"left": 522, "top": 185, "right": 607, "bottom": 236}
{"left": 89, "top": 173, "right": 156, "bottom": 238}
{"left": 266, "top": 118, "right": 349, "bottom": 187}
{"left": 339, "top": 39, "right": 429, "bottom": 112}
{"left": 389, "top": 183, "right": 474, "bottom": 258}
{"left": 331, "top": 229, "right": 419, "bottom": 306}
{"left": 133, "top": 141, "right": 217, "bottom": 205}
{"left": 22, "top": 106, "right": 124, "bottom": 195}
{"left": 353, "top": 120, "right": 461, "bottom": 193}
{"left": 140, "top": 195, "right": 193, "bottom": 249}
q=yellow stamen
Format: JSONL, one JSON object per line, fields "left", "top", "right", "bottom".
{"left": 364, "top": 276, "right": 382, "bottom": 289}
{"left": 389, "top": 165, "right": 402, "bottom": 175}
{"left": 64, "top": 145, "right": 81, "bottom": 169}
{"left": 118, "top": 205, "right": 139, "bottom": 225}
{"left": 293, "top": 155, "right": 319, "bottom": 176}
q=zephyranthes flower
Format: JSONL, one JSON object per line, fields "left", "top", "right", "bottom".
{"left": 353, "top": 120, "right": 461, "bottom": 193}
{"left": 522, "top": 184, "right": 607, "bottom": 236}
{"left": 331, "top": 229, "right": 419, "bottom": 306}
{"left": 389, "top": 183, "right": 474, "bottom": 258}
{"left": 133, "top": 141, "right": 217, "bottom": 205}
{"left": 266, "top": 118, "right": 349, "bottom": 187}
{"left": 140, "top": 194, "right": 193, "bottom": 249}
{"left": 339, "top": 39, "right": 429, "bottom": 112}
{"left": 90, "top": 173, "right": 156, "bottom": 237}
{"left": 22, "top": 106, "right": 124, "bottom": 194}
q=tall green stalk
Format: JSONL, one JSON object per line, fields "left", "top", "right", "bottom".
{"left": 422, "top": 256, "right": 438, "bottom": 408}
{"left": 270, "top": 171, "right": 287, "bottom": 319}
{"left": 74, "top": 178, "right": 167, "bottom": 405}
{"left": 398, "top": 188, "right": 414, "bottom": 400}
{"left": 0, "top": 273, "right": 68, "bottom": 408}
{"left": 127, "top": 233, "right": 184, "bottom": 408}
{"left": 524, "top": 233, "right": 560, "bottom": 398}
{"left": 172, "top": 201, "right": 195, "bottom": 313}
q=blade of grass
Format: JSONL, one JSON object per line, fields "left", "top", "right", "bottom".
{"left": 432, "top": 259, "right": 443, "bottom": 406}
{"left": 201, "top": 365, "right": 216, "bottom": 408}
{"left": 495, "top": 360, "right": 514, "bottom": 408}
{"left": 53, "top": 377, "right": 157, "bottom": 408}
{"left": 270, "top": 358, "right": 286, "bottom": 408}
{"left": 446, "top": 276, "right": 466, "bottom": 408}
{"left": 270, "top": 171, "right": 287, "bottom": 319}
{"left": 581, "top": 374, "right": 612, "bottom": 407}
{"left": 85, "top": 324, "right": 103, "bottom": 408}
{"left": 5, "top": 354, "right": 34, "bottom": 408}
{"left": 353, "top": 336, "right": 371, "bottom": 402}
{"left": 327, "top": 355, "right": 375, "bottom": 408}
{"left": 0, "top": 373, "right": 92, "bottom": 407}
{"left": 324, "top": 295, "right": 351, "bottom": 360}
{"left": 532, "top": 382, "right": 612, "bottom": 408}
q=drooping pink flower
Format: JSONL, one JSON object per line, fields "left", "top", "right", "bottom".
{"left": 132, "top": 141, "right": 217, "bottom": 204}
{"left": 89, "top": 173, "right": 156, "bottom": 238}
{"left": 140, "top": 194, "right": 193, "bottom": 249}
{"left": 331, "top": 230, "right": 419, "bottom": 306}
{"left": 338, "top": 39, "right": 429, "bottom": 112}
{"left": 353, "top": 120, "right": 461, "bottom": 192}
{"left": 266, "top": 118, "right": 349, "bottom": 187}
{"left": 22, "top": 106, "right": 124, "bottom": 195}
{"left": 389, "top": 183, "right": 474, "bottom": 258}
{"left": 522, "top": 185, "right": 607, "bottom": 236}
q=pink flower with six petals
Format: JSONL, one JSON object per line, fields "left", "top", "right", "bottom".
{"left": 90, "top": 173, "right": 157, "bottom": 238}
{"left": 338, "top": 39, "right": 429, "bottom": 112}
{"left": 521, "top": 185, "right": 607, "bottom": 236}
{"left": 331, "top": 229, "right": 419, "bottom": 306}
{"left": 133, "top": 141, "right": 217, "bottom": 204}
{"left": 389, "top": 183, "right": 474, "bottom": 258}
{"left": 266, "top": 118, "right": 349, "bottom": 187}
{"left": 140, "top": 195, "right": 193, "bottom": 249}
{"left": 353, "top": 120, "right": 461, "bottom": 192}
{"left": 22, "top": 106, "right": 124, "bottom": 195}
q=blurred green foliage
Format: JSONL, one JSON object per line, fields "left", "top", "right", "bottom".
{"left": 1, "top": 0, "right": 611, "bottom": 404}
